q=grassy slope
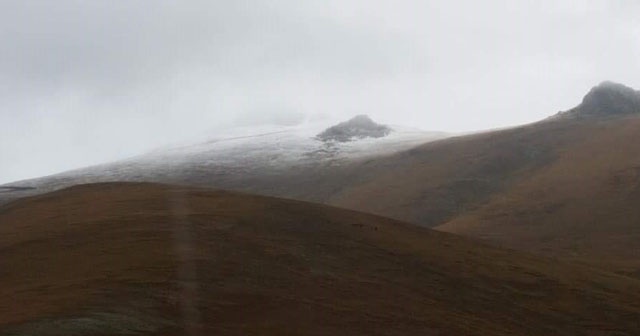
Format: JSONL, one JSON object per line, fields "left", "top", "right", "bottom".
{"left": 322, "top": 116, "right": 640, "bottom": 275}
{"left": 436, "top": 116, "right": 640, "bottom": 276}
{"left": 326, "top": 120, "right": 573, "bottom": 226}
{"left": 1, "top": 183, "right": 640, "bottom": 335}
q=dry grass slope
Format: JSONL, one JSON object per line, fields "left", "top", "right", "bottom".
{"left": 434, "top": 116, "right": 640, "bottom": 276}
{"left": 316, "top": 115, "right": 640, "bottom": 276}
{"left": 2, "top": 183, "right": 640, "bottom": 335}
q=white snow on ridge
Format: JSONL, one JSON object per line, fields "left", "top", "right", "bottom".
{"left": 139, "top": 122, "right": 447, "bottom": 168}
{"left": 0, "top": 120, "right": 449, "bottom": 205}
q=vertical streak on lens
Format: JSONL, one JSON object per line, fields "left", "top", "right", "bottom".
{"left": 170, "top": 189, "right": 201, "bottom": 336}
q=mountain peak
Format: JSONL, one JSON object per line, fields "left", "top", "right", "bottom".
{"left": 316, "top": 115, "right": 392, "bottom": 142}
{"left": 561, "top": 81, "right": 640, "bottom": 118}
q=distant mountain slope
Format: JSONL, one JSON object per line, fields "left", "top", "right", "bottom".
{"left": 315, "top": 82, "right": 640, "bottom": 276}
{"left": 2, "top": 183, "right": 640, "bottom": 335}
{"left": 323, "top": 120, "right": 568, "bottom": 227}
{"left": 0, "top": 117, "right": 446, "bottom": 206}
{"left": 436, "top": 115, "right": 640, "bottom": 275}
{"left": 5, "top": 83, "right": 640, "bottom": 277}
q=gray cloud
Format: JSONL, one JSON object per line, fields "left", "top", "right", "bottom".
{"left": 1, "top": 0, "right": 640, "bottom": 183}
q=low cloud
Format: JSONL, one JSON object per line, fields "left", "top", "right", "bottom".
{"left": 1, "top": 0, "right": 639, "bottom": 183}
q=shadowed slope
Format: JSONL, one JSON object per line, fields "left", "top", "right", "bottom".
{"left": 2, "top": 183, "right": 640, "bottom": 335}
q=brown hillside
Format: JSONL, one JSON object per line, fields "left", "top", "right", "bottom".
{"left": 2, "top": 183, "right": 640, "bottom": 335}
{"left": 316, "top": 82, "right": 640, "bottom": 274}
{"left": 325, "top": 114, "right": 640, "bottom": 275}
{"left": 325, "top": 119, "right": 574, "bottom": 226}
{"left": 2, "top": 84, "right": 640, "bottom": 282}
{"left": 436, "top": 116, "right": 640, "bottom": 276}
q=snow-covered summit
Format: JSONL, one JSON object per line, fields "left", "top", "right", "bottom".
{"left": 134, "top": 116, "right": 442, "bottom": 166}
{"left": 0, "top": 116, "right": 448, "bottom": 204}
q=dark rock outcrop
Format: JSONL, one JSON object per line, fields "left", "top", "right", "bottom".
{"left": 559, "top": 81, "right": 640, "bottom": 119}
{"left": 317, "top": 115, "right": 392, "bottom": 142}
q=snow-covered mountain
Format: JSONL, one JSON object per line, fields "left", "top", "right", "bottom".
{"left": 0, "top": 116, "right": 448, "bottom": 204}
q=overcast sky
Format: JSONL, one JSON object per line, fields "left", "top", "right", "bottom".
{"left": 1, "top": 0, "right": 640, "bottom": 184}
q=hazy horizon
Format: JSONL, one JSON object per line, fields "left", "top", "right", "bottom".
{"left": 2, "top": 0, "right": 640, "bottom": 184}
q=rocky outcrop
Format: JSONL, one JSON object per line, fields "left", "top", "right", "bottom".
{"left": 317, "top": 115, "right": 391, "bottom": 142}
{"left": 557, "top": 81, "right": 640, "bottom": 119}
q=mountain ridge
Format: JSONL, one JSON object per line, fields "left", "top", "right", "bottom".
{"left": 4, "top": 83, "right": 640, "bottom": 277}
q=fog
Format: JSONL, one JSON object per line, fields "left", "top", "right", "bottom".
{"left": 1, "top": 0, "right": 639, "bottom": 183}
